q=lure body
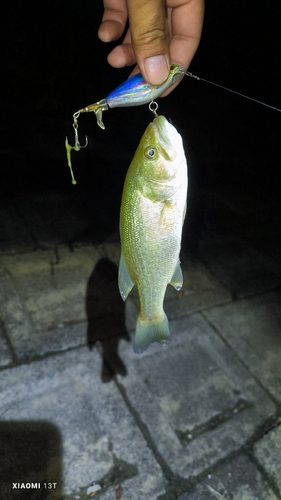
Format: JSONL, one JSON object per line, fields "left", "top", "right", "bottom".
{"left": 106, "top": 64, "right": 184, "bottom": 109}
{"left": 118, "top": 115, "right": 187, "bottom": 353}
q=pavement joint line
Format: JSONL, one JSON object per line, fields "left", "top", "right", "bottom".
{"left": 175, "top": 418, "right": 281, "bottom": 499}
{"left": 190, "top": 451, "right": 277, "bottom": 500}
{"left": 175, "top": 398, "right": 253, "bottom": 445}
{"left": 50, "top": 245, "right": 60, "bottom": 276}
{"left": 0, "top": 341, "right": 88, "bottom": 373}
{"left": 159, "top": 433, "right": 280, "bottom": 500}
{"left": 200, "top": 308, "right": 281, "bottom": 409}
{"left": 62, "top": 457, "right": 138, "bottom": 499}
{"left": 113, "top": 376, "right": 176, "bottom": 484}
{"left": 244, "top": 423, "right": 281, "bottom": 500}
{"left": 241, "top": 415, "right": 281, "bottom": 452}
{"left": 112, "top": 385, "right": 195, "bottom": 500}
{"left": 175, "top": 402, "right": 281, "bottom": 496}
{"left": 0, "top": 316, "right": 17, "bottom": 367}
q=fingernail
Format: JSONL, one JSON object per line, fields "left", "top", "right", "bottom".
{"left": 144, "top": 56, "right": 169, "bottom": 85}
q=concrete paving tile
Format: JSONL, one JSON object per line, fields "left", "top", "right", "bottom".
{"left": 0, "top": 347, "right": 166, "bottom": 499}
{"left": 179, "top": 454, "right": 279, "bottom": 499}
{"left": 116, "top": 313, "right": 276, "bottom": 479}
{"left": 2, "top": 246, "right": 101, "bottom": 333}
{"left": 28, "top": 322, "right": 87, "bottom": 357}
{"left": 198, "top": 234, "right": 279, "bottom": 297}
{"left": 254, "top": 424, "right": 281, "bottom": 494}
{"left": 204, "top": 290, "right": 281, "bottom": 402}
{"left": 0, "top": 264, "right": 38, "bottom": 360}
{"left": 0, "top": 322, "right": 13, "bottom": 368}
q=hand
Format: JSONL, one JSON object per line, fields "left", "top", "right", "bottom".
{"left": 98, "top": 0, "right": 204, "bottom": 93}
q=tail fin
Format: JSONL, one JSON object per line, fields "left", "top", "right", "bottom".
{"left": 133, "top": 314, "right": 171, "bottom": 354}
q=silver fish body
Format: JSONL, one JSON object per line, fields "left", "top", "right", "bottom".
{"left": 118, "top": 115, "right": 188, "bottom": 353}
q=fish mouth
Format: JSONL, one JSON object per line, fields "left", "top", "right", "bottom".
{"left": 151, "top": 115, "right": 180, "bottom": 159}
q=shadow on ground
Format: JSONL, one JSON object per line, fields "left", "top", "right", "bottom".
{"left": 86, "top": 258, "right": 130, "bottom": 383}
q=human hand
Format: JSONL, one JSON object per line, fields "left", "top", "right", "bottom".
{"left": 98, "top": 0, "right": 204, "bottom": 94}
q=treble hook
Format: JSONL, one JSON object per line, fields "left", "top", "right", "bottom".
{"left": 65, "top": 112, "right": 88, "bottom": 185}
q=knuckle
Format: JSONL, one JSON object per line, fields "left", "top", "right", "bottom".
{"left": 132, "top": 26, "right": 167, "bottom": 51}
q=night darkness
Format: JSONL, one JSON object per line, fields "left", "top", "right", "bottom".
{"left": 2, "top": 0, "right": 281, "bottom": 252}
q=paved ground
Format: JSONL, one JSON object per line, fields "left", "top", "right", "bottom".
{"left": 1, "top": 174, "right": 281, "bottom": 500}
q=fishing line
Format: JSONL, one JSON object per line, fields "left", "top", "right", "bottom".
{"left": 184, "top": 71, "right": 281, "bottom": 113}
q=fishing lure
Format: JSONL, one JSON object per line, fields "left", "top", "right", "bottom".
{"left": 66, "top": 63, "right": 281, "bottom": 184}
{"left": 65, "top": 64, "right": 184, "bottom": 183}
{"left": 74, "top": 64, "right": 183, "bottom": 130}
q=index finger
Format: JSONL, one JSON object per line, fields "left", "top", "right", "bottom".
{"left": 98, "top": 0, "right": 128, "bottom": 42}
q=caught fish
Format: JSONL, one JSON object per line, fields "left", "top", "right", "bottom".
{"left": 119, "top": 115, "right": 187, "bottom": 353}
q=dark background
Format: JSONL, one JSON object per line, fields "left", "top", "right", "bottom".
{"left": 1, "top": 0, "right": 281, "bottom": 252}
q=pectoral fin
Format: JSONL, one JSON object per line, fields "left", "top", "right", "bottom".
{"left": 169, "top": 261, "right": 183, "bottom": 291}
{"left": 118, "top": 252, "right": 134, "bottom": 301}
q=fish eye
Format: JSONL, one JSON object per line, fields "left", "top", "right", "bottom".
{"left": 145, "top": 147, "right": 156, "bottom": 159}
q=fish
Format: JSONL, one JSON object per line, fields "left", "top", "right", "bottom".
{"left": 118, "top": 115, "right": 188, "bottom": 353}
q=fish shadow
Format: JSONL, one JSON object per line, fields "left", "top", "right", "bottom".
{"left": 86, "top": 258, "right": 130, "bottom": 383}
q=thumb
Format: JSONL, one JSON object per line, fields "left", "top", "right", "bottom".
{"left": 127, "top": 0, "right": 170, "bottom": 85}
